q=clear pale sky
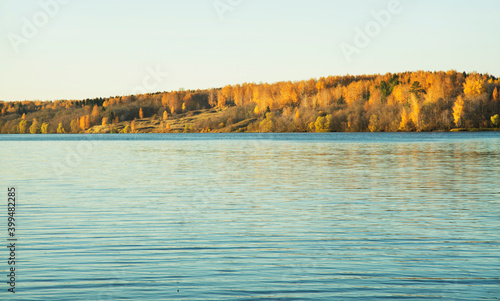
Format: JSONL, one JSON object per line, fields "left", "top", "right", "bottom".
{"left": 1, "top": 0, "right": 499, "bottom": 101}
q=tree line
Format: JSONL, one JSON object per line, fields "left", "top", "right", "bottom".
{"left": 1, "top": 70, "right": 499, "bottom": 134}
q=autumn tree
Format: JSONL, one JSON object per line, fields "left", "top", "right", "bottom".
{"left": 368, "top": 114, "right": 380, "bottom": 132}
{"left": 316, "top": 79, "right": 326, "bottom": 92}
{"left": 79, "top": 116, "right": 85, "bottom": 131}
{"left": 233, "top": 85, "right": 244, "bottom": 106}
{"left": 491, "top": 114, "right": 499, "bottom": 128}
{"left": 254, "top": 105, "right": 261, "bottom": 116}
{"left": 161, "top": 94, "right": 169, "bottom": 107}
{"left": 221, "top": 85, "right": 233, "bottom": 106}
{"left": 92, "top": 105, "right": 100, "bottom": 118}
{"left": 70, "top": 119, "right": 79, "bottom": 133}
{"left": 217, "top": 90, "right": 226, "bottom": 108}
{"left": 259, "top": 112, "right": 276, "bottom": 132}
{"left": 57, "top": 123, "right": 66, "bottom": 134}
{"left": 366, "top": 88, "right": 382, "bottom": 109}
{"left": 29, "top": 119, "right": 40, "bottom": 134}
{"left": 208, "top": 90, "right": 217, "bottom": 107}
{"left": 453, "top": 95, "right": 465, "bottom": 127}
{"left": 294, "top": 108, "right": 301, "bottom": 122}
{"left": 41, "top": 123, "right": 49, "bottom": 134}
{"left": 344, "top": 81, "right": 366, "bottom": 106}
{"left": 19, "top": 120, "right": 27, "bottom": 134}
{"left": 183, "top": 93, "right": 195, "bottom": 111}
{"left": 399, "top": 109, "right": 410, "bottom": 131}
{"left": 165, "top": 92, "right": 182, "bottom": 114}
{"left": 1, "top": 70, "right": 498, "bottom": 134}
{"left": 463, "top": 73, "right": 487, "bottom": 97}
{"left": 131, "top": 120, "right": 136, "bottom": 132}
{"left": 410, "top": 93, "right": 421, "bottom": 130}
{"left": 314, "top": 115, "right": 332, "bottom": 132}
{"left": 139, "top": 108, "right": 144, "bottom": 119}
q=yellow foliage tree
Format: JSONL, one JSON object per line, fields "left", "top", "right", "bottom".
{"left": 102, "top": 117, "right": 109, "bottom": 126}
{"left": 316, "top": 79, "right": 326, "bottom": 92}
{"left": 85, "top": 115, "right": 91, "bottom": 129}
{"left": 254, "top": 105, "right": 261, "bottom": 116}
{"left": 314, "top": 115, "right": 331, "bottom": 132}
{"left": 294, "top": 108, "right": 301, "bottom": 121}
{"left": 183, "top": 93, "right": 194, "bottom": 111}
{"left": 463, "top": 73, "right": 487, "bottom": 97}
{"left": 453, "top": 95, "right": 465, "bottom": 127}
{"left": 493, "top": 87, "right": 499, "bottom": 100}
{"left": 41, "top": 123, "right": 49, "bottom": 134}
{"left": 217, "top": 90, "right": 226, "bottom": 108}
{"left": 491, "top": 114, "right": 499, "bottom": 127}
{"left": 29, "top": 119, "right": 40, "bottom": 134}
{"left": 233, "top": 85, "right": 244, "bottom": 106}
{"left": 344, "top": 81, "right": 366, "bottom": 106}
{"left": 19, "top": 120, "right": 27, "bottom": 134}
{"left": 70, "top": 119, "right": 79, "bottom": 133}
{"left": 163, "top": 111, "right": 168, "bottom": 120}
{"left": 92, "top": 105, "right": 100, "bottom": 117}
{"left": 79, "top": 116, "right": 85, "bottom": 131}
{"left": 410, "top": 94, "right": 421, "bottom": 130}
{"left": 21, "top": 113, "right": 26, "bottom": 120}
{"left": 367, "top": 88, "right": 382, "bottom": 108}
{"left": 392, "top": 85, "right": 409, "bottom": 105}
{"left": 368, "top": 115, "right": 380, "bottom": 132}
{"left": 57, "top": 123, "right": 66, "bottom": 134}
{"left": 131, "top": 120, "right": 136, "bottom": 132}
{"left": 280, "top": 82, "right": 299, "bottom": 107}
{"left": 139, "top": 108, "right": 144, "bottom": 119}
{"left": 161, "top": 94, "right": 169, "bottom": 107}
{"left": 399, "top": 109, "right": 409, "bottom": 130}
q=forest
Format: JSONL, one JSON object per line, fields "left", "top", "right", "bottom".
{"left": 1, "top": 70, "right": 499, "bottom": 134}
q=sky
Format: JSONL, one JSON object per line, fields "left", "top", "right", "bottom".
{"left": 1, "top": 0, "right": 499, "bottom": 101}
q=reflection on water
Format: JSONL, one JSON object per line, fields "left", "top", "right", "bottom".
{"left": 1, "top": 133, "right": 499, "bottom": 300}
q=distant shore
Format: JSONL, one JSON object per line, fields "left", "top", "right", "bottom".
{"left": 1, "top": 71, "right": 499, "bottom": 134}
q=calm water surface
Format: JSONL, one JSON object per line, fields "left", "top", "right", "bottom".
{"left": 1, "top": 132, "right": 499, "bottom": 300}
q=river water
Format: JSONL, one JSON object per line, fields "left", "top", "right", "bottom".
{"left": 1, "top": 132, "right": 499, "bottom": 300}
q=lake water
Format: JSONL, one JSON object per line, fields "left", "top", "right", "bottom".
{"left": 1, "top": 132, "right": 499, "bottom": 300}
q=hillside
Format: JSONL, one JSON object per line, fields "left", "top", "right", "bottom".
{"left": 1, "top": 71, "right": 500, "bottom": 134}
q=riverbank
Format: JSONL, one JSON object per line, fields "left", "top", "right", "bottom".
{"left": 83, "top": 107, "right": 500, "bottom": 134}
